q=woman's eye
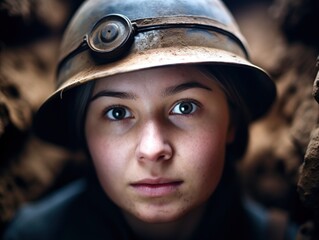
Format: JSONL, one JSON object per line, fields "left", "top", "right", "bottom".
{"left": 171, "top": 101, "right": 199, "bottom": 115}
{"left": 105, "top": 106, "right": 133, "bottom": 120}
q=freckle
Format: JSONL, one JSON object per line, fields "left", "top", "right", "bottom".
{"left": 182, "top": 197, "right": 190, "bottom": 203}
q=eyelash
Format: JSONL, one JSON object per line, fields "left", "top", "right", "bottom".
{"left": 103, "top": 99, "right": 201, "bottom": 121}
{"left": 103, "top": 105, "right": 133, "bottom": 121}
{"left": 170, "top": 99, "right": 201, "bottom": 115}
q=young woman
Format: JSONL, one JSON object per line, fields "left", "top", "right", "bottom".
{"left": 4, "top": 0, "right": 297, "bottom": 239}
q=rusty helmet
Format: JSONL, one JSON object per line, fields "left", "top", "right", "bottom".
{"left": 35, "top": 0, "right": 276, "bottom": 149}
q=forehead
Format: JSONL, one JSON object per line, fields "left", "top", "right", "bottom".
{"left": 93, "top": 65, "right": 219, "bottom": 92}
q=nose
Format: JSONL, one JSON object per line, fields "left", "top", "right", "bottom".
{"left": 136, "top": 121, "right": 173, "bottom": 162}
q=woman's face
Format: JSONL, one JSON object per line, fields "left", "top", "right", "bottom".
{"left": 85, "top": 65, "right": 234, "bottom": 223}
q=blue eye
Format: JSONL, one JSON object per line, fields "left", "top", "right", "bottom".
{"left": 105, "top": 106, "right": 132, "bottom": 120}
{"left": 171, "top": 101, "right": 198, "bottom": 115}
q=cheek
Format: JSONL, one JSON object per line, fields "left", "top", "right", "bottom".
{"left": 86, "top": 136, "right": 127, "bottom": 188}
{"left": 186, "top": 125, "right": 228, "bottom": 162}
{"left": 196, "top": 134, "right": 225, "bottom": 171}
{"left": 86, "top": 115, "right": 126, "bottom": 171}
{"left": 182, "top": 128, "right": 227, "bottom": 192}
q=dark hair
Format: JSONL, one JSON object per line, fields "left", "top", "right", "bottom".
{"left": 68, "top": 65, "right": 251, "bottom": 159}
{"left": 66, "top": 81, "right": 95, "bottom": 149}
{"left": 200, "top": 65, "right": 250, "bottom": 160}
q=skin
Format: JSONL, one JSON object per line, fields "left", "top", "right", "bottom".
{"left": 85, "top": 65, "right": 234, "bottom": 239}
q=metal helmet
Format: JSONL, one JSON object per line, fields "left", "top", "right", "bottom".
{"left": 35, "top": 0, "right": 276, "bottom": 149}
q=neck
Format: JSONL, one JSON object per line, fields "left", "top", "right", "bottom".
{"left": 122, "top": 204, "right": 206, "bottom": 240}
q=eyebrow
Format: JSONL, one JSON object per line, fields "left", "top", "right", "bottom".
{"left": 163, "top": 81, "right": 212, "bottom": 96}
{"left": 90, "top": 91, "right": 136, "bottom": 101}
{"left": 90, "top": 81, "right": 212, "bottom": 102}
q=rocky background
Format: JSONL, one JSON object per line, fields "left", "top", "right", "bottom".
{"left": 0, "top": 0, "right": 318, "bottom": 239}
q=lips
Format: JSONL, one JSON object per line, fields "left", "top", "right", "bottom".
{"left": 130, "top": 178, "right": 183, "bottom": 197}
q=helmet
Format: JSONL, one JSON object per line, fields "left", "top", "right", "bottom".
{"left": 34, "top": 0, "right": 276, "bottom": 149}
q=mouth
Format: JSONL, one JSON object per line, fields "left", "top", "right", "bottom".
{"left": 130, "top": 178, "right": 183, "bottom": 197}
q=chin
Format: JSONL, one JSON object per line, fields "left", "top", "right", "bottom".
{"left": 140, "top": 214, "right": 181, "bottom": 224}
{"left": 129, "top": 207, "right": 187, "bottom": 224}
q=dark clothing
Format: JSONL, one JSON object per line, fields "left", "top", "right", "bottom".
{"left": 3, "top": 173, "right": 297, "bottom": 240}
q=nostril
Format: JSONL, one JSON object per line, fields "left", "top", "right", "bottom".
{"left": 158, "top": 153, "right": 171, "bottom": 161}
{"left": 136, "top": 141, "right": 173, "bottom": 162}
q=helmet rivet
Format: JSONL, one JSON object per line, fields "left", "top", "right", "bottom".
{"left": 100, "top": 23, "right": 119, "bottom": 43}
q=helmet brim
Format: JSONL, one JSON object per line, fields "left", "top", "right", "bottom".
{"left": 34, "top": 46, "right": 276, "bottom": 149}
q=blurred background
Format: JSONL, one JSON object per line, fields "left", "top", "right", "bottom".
{"left": 0, "top": 0, "right": 318, "bottom": 238}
